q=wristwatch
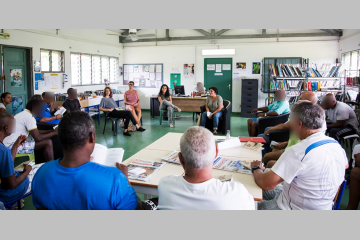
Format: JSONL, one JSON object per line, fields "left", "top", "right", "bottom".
{"left": 251, "top": 165, "right": 261, "bottom": 173}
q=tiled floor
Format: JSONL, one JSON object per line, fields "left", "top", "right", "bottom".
{"left": 15, "top": 110, "right": 357, "bottom": 210}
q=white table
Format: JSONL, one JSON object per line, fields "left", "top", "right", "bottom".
{"left": 123, "top": 132, "right": 263, "bottom": 201}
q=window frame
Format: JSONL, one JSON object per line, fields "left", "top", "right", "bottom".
{"left": 70, "top": 52, "right": 119, "bottom": 86}
{"left": 40, "top": 48, "right": 65, "bottom": 73}
{"left": 341, "top": 49, "right": 360, "bottom": 77}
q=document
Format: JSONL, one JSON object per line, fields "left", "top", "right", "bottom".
{"left": 156, "top": 73, "right": 162, "bottom": 80}
{"left": 217, "top": 138, "right": 242, "bottom": 151}
{"left": 124, "top": 72, "right": 129, "bottom": 80}
{"left": 207, "top": 64, "right": 215, "bottom": 70}
{"left": 129, "top": 72, "right": 134, "bottom": 81}
{"left": 223, "top": 64, "right": 231, "bottom": 70}
{"left": 134, "top": 72, "right": 140, "bottom": 79}
{"left": 146, "top": 79, "right": 151, "bottom": 86}
{"left": 143, "top": 72, "right": 150, "bottom": 78}
{"left": 128, "top": 65, "right": 134, "bottom": 72}
{"left": 144, "top": 65, "right": 149, "bottom": 72}
{"left": 50, "top": 74, "right": 58, "bottom": 89}
{"left": 134, "top": 79, "right": 139, "bottom": 86}
{"left": 149, "top": 65, "right": 155, "bottom": 72}
{"left": 124, "top": 65, "right": 129, "bottom": 72}
{"left": 150, "top": 72, "right": 155, "bottom": 80}
{"left": 171, "top": 68, "right": 179, "bottom": 73}
{"left": 156, "top": 65, "right": 162, "bottom": 73}
{"left": 216, "top": 64, "right": 222, "bottom": 72}
{"left": 134, "top": 65, "right": 139, "bottom": 72}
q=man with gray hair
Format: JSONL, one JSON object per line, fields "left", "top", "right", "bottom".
{"left": 157, "top": 126, "right": 255, "bottom": 210}
{"left": 251, "top": 102, "right": 348, "bottom": 210}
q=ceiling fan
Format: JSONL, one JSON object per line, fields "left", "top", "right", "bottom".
{"left": 107, "top": 29, "right": 156, "bottom": 41}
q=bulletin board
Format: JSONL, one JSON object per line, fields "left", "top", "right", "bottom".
{"left": 123, "top": 63, "right": 163, "bottom": 88}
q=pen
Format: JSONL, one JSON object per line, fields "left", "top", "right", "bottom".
{"left": 20, "top": 134, "right": 25, "bottom": 146}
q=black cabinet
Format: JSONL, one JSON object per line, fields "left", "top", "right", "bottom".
{"left": 241, "top": 79, "right": 258, "bottom": 118}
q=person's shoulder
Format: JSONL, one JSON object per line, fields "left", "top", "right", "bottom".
{"left": 218, "top": 95, "right": 223, "bottom": 100}
{"left": 87, "top": 163, "right": 125, "bottom": 179}
{"left": 0, "top": 143, "right": 11, "bottom": 155}
{"left": 159, "top": 175, "right": 180, "bottom": 185}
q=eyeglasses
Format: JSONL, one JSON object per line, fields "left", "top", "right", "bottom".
{"left": 128, "top": 84, "right": 134, "bottom": 86}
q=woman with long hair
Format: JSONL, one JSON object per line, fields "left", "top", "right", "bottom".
{"left": 158, "top": 84, "right": 181, "bottom": 128}
{"left": 0, "top": 92, "right": 12, "bottom": 113}
{"left": 99, "top": 86, "right": 145, "bottom": 136}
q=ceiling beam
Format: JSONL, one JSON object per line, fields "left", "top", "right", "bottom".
{"left": 211, "top": 29, "right": 215, "bottom": 36}
{"left": 121, "top": 32, "right": 338, "bottom": 43}
{"left": 216, "top": 29, "right": 230, "bottom": 36}
{"left": 320, "top": 29, "right": 342, "bottom": 36}
{"left": 194, "top": 29, "right": 211, "bottom": 36}
{"left": 166, "top": 29, "right": 170, "bottom": 40}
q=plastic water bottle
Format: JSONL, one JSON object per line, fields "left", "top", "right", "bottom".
{"left": 225, "top": 130, "right": 231, "bottom": 141}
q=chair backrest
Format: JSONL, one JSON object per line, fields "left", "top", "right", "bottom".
{"left": 222, "top": 100, "right": 231, "bottom": 110}
{"left": 333, "top": 180, "right": 346, "bottom": 210}
{"left": 257, "top": 112, "right": 290, "bottom": 135}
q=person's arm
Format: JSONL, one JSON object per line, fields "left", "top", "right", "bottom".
{"left": 205, "top": 103, "right": 210, "bottom": 113}
{"left": 11, "top": 135, "right": 27, "bottom": 161}
{"left": 38, "top": 114, "right": 61, "bottom": 123}
{"left": 210, "top": 103, "right": 223, "bottom": 117}
{"left": 124, "top": 93, "right": 131, "bottom": 105}
{"left": 327, "top": 120, "right": 347, "bottom": 129}
{"left": 264, "top": 121, "right": 290, "bottom": 135}
{"left": 157, "top": 96, "right": 162, "bottom": 104}
{"left": 258, "top": 111, "right": 279, "bottom": 117}
{"left": 277, "top": 142, "right": 288, "bottom": 150}
{"left": 2, "top": 164, "right": 32, "bottom": 190}
{"left": 251, "top": 106, "right": 269, "bottom": 114}
{"left": 168, "top": 95, "right": 172, "bottom": 103}
{"left": 251, "top": 160, "right": 284, "bottom": 190}
{"left": 135, "top": 91, "right": 140, "bottom": 105}
{"left": 99, "top": 100, "right": 114, "bottom": 112}
{"left": 0, "top": 108, "right": 6, "bottom": 113}
{"left": 29, "top": 128, "right": 57, "bottom": 142}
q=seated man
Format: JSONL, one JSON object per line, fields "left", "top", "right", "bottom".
{"left": 35, "top": 92, "right": 62, "bottom": 125}
{"left": 157, "top": 126, "right": 255, "bottom": 210}
{"left": 62, "top": 88, "right": 81, "bottom": 113}
{"left": 3, "top": 100, "right": 58, "bottom": 162}
{"left": 0, "top": 112, "right": 32, "bottom": 204}
{"left": 346, "top": 153, "right": 360, "bottom": 210}
{"left": 251, "top": 102, "right": 348, "bottom": 210}
{"left": 322, "top": 93, "right": 359, "bottom": 143}
{"left": 31, "top": 111, "right": 142, "bottom": 210}
{"left": 193, "top": 82, "right": 206, "bottom": 96}
{"left": 247, "top": 90, "right": 290, "bottom": 137}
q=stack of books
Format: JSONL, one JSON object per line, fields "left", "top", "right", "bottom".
{"left": 269, "top": 64, "right": 305, "bottom": 78}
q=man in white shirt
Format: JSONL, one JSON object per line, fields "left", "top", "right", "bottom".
{"left": 322, "top": 93, "right": 359, "bottom": 143}
{"left": 3, "top": 99, "right": 58, "bottom": 162}
{"left": 193, "top": 82, "right": 206, "bottom": 96}
{"left": 251, "top": 102, "right": 348, "bottom": 210}
{"left": 157, "top": 126, "right": 255, "bottom": 210}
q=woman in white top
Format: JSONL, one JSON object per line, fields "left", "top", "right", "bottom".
{"left": 0, "top": 92, "right": 12, "bottom": 113}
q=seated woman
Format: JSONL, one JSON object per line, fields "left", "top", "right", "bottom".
{"left": 124, "top": 81, "right": 142, "bottom": 127}
{"left": 99, "top": 87, "right": 145, "bottom": 136}
{"left": 200, "top": 86, "right": 223, "bottom": 135}
{"left": 158, "top": 84, "right": 181, "bottom": 128}
{"left": 0, "top": 92, "right": 12, "bottom": 113}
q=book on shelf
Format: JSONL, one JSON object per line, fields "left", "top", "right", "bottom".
{"left": 213, "top": 157, "right": 252, "bottom": 175}
{"left": 161, "top": 151, "right": 181, "bottom": 165}
{"left": 90, "top": 143, "right": 124, "bottom": 167}
{"left": 269, "top": 64, "right": 305, "bottom": 78}
{"left": 127, "top": 159, "right": 166, "bottom": 182}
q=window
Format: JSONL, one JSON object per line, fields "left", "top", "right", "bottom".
{"left": 341, "top": 50, "right": 360, "bottom": 77}
{"left": 41, "top": 49, "right": 64, "bottom": 72}
{"left": 70, "top": 52, "right": 119, "bottom": 86}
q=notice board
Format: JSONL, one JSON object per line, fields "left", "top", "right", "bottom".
{"left": 123, "top": 63, "right": 163, "bottom": 88}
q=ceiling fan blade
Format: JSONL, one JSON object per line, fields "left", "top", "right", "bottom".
{"left": 131, "top": 37, "right": 139, "bottom": 41}
{"left": 107, "top": 33, "right": 128, "bottom": 36}
{"left": 137, "top": 34, "right": 156, "bottom": 38}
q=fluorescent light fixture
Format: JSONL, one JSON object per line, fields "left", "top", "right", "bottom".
{"left": 202, "top": 49, "right": 235, "bottom": 55}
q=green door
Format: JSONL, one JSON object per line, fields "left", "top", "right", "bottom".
{"left": 204, "top": 58, "right": 232, "bottom": 102}
{"left": 3, "top": 47, "right": 28, "bottom": 114}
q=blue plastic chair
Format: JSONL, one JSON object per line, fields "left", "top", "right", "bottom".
{"left": 1, "top": 192, "right": 32, "bottom": 210}
{"left": 333, "top": 180, "right": 346, "bottom": 210}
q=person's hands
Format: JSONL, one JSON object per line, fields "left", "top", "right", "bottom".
{"left": 208, "top": 113, "right": 213, "bottom": 119}
{"left": 264, "top": 128, "right": 272, "bottom": 136}
{"left": 251, "top": 160, "right": 265, "bottom": 171}
{"left": 56, "top": 106, "right": 61, "bottom": 111}
{"left": 108, "top": 108, "right": 114, "bottom": 112}
{"left": 15, "top": 135, "right": 27, "bottom": 147}
{"left": 56, "top": 114, "right": 62, "bottom": 120}
{"left": 278, "top": 142, "right": 288, "bottom": 149}
{"left": 251, "top": 108, "right": 258, "bottom": 114}
{"left": 23, "top": 163, "right": 32, "bottom": 173}
{"left": 257, "top": 113, "right": 265, "bottom": 117}
{"left": 116, "top": 163, "right": 128, "bottom": 176}
{"left": 50, "top": 102, "right": 54, "bottom": 108}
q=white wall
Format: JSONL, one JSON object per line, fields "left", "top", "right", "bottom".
{"left": 0, "top": 29, "right": 123, "bottom": 95}
{"left": 123, "top": 40, "right": 339, "bottom": 111}
{"left": 340, "top": 29, "right": 360, "bottom": 54}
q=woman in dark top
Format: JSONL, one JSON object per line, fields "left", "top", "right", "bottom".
{"left": 99, "top": 87, "right": 145, "bottom": 136}
{"left": 157, "top": 84, "right": 181, "bottom": 128}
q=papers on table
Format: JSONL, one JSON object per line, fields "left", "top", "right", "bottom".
{"left": 127, "top": 159, "right": 166, "bottom": 182}
{"left": 213, "top": 157, "right": 252, "bottom": 175}
{"left": 129, "top": 167, "right": 146, "bottom": 175}
{"left": 217, "top": 138, "right": 242, "bottom": 151}
{"left": 161, "top": 151, "right": 181, "bottom": 164}
{"left": 242, "top": 142, "right": 264, "bottom": 151}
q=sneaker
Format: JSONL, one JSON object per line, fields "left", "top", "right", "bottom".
{"left": 123, "top": 131, "right": 131, "bottom": 136}
{"left": 177, "top": 108, "right": 182, "bottom": 113}
{"left": 137, "top": 127, "right": 146, "bottom": 132}
{"left": 213, "top": 131, "right": 218, "bottom": 135}
{"left": 170, "top": 123, "right": 174, "bottom": 128}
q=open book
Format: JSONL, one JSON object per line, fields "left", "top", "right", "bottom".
{"left": 127, "top": 159, "right": 166, "bottom": 182}
{"left": 54, "top": 107, "right": 66, "bottom": 116}
{"left": 213, "top": 157, "right": 252, "bottom": 175}
{"left": 161, "top": 151, "right": 181, "bottom": 165}
{"left": 90, "top": 143, "right": 124, "bottom": 167}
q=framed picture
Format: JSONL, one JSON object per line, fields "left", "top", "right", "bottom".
{"left": 252, "top": 62, "right": 261, "bottom": 74}
{"left": 236, "top": 62, "right": 246, "bottom": 70}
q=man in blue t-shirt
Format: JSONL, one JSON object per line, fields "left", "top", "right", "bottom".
{"left": 31, "top": 111, "right": 142, "bottom": 210}
{"left": 247, "top": 90, "right": 290, "bottom": 137}
{"left": 35, "top": 92, "right": 62, "bottom": 125}
{"left": 0, "top": 112, "right": 32, "bottom": 204}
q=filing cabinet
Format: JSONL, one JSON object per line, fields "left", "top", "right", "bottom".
{"left": 241, "top": 79, "right": 258, "bottom": 118}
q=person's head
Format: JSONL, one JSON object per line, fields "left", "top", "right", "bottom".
{"left": 43, "top": 92, "right": 54, "bottom": 104}
{"left": 42, "top": 92, "right": 46, "bottom": 99}
{"left": 0, "top": 112, "right": 15, "bottom": 137}
{"left": 30, "top": 94, "right": 43, "bottom": 101}
{"left": 321, "top": 93, "right": 337, "bottom": 109}
{"left": 196, "top": 82, "right": 204, "bottom": 92}
{"left": 128, "top": 81, "right": 134, "bottom": 90}
{"left": 1, "top": 92, "right": 12, "bottom": 105}
{"left": 26, "top": 99, "right": 45, "bottom": 117}
{"left": 298, "top": 91, "right": 318, "bottom": 104}
{"left": 67, "top": 88, "right": 77, "bottom": 99}
{"left": 103, "top": 87, "right": 113, "bottom": 98}
{"left": 289, "top": 102, "right": 325, "bottom": 140}
{"left": 274, "top": 90, "right": 286, "bottom": 101}
{"left": 159, "top": 84, "right": 170, "bottom": 97}
{"left": 58, "top": 111, "right": 96, "bottom": 154}
{"left": 209, "top": 86, "right": 218, "bottom": 97}
{"left": 179, "top": 126, "right": 217, "bottom": 172}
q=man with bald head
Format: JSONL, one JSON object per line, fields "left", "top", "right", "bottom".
{"left": 258, "top": 92, "right": 326, "bottom": 165}
{"left": 248, "top": 90, "right": 290, "bottom": 137}
{"left": 322, "top": 93, "right": 359, "bottom": 143}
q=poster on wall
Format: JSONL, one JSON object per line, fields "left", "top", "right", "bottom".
{"left": 215, "top": 64, "right": 222, "bottom": 72}
{"left": 184, "top": 64, "right": 194, "bottom": 79}
{"left": 34, "top": 60, "right": 41, "bottom": 72}
{"left": 223, "top": 64, "right": 231, "bottom": 70}
{"left": 10, "top": 69, "right": 23, "bottom": 87}
{"left": 207, "top": 64, "right": 215, "bottom": 71}
{"left": 12, "top": 96, "right": 23, "bottom": 115}
{"left": 236, "top": 62, "right": 246, "bottom": 70}
{"left": 252, "top": 62, "right": 261, "bottom": 74}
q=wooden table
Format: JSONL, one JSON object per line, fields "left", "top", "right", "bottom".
{"left": 123, "top": 132, "right": 263, "bottom": 201}
{"left": 147, "top": 96, "right": 207, "bottom": 118}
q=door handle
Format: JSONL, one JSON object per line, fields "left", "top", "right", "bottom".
{"left": 228, "top": 84, "right": 231, "bottom": 90}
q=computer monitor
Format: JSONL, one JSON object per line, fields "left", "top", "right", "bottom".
{"left": 174, "top": 85, "right": 185, "bottom": 95}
